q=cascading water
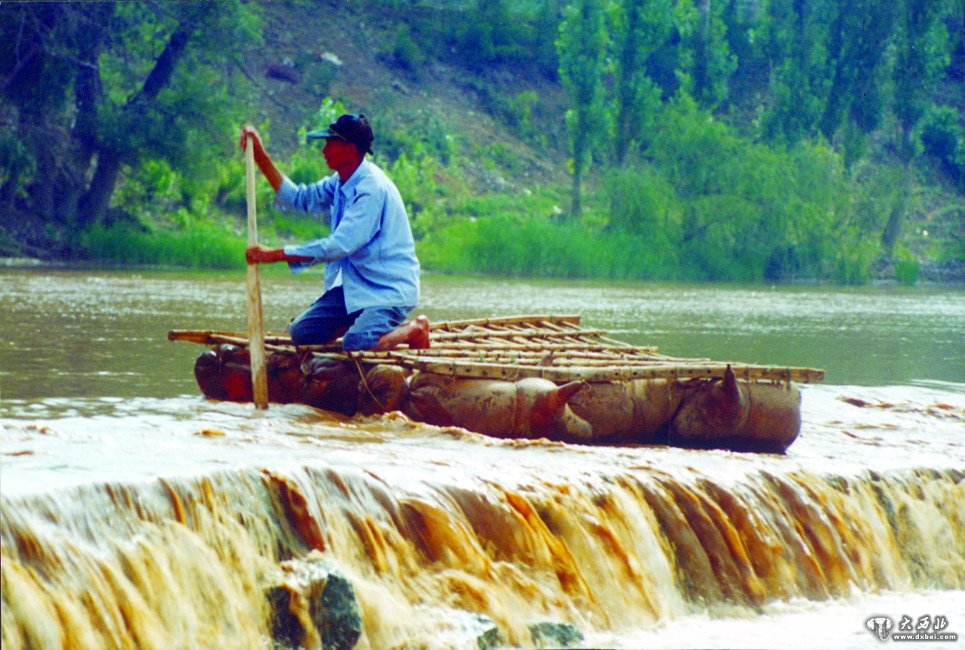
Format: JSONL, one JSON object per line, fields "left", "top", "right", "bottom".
{"left": 2, "top": 385, "right": 962, "bottom": 649}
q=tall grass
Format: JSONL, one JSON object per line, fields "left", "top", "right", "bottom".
{"left": 80, "top": 219, "right": 246, "bottom": 268}
{"left": 419, "top": 215, "right": 683, "bottom": 280}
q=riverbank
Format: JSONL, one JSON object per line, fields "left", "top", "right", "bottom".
{"left": 3, "top": 254, "right": 963, "bottom": 285}
{"left": 3, "top": 1, "right": 961, "bottom": 291}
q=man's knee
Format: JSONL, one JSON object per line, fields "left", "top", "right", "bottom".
{"left": 289, "top": 316, "right": 343, "bottom": 346}
{"left": 341, "top": 306, "right": 410, "bottom": 351}
{"left": 288, "top": 288, "right": 356, "bottom": 347}
{"left": 288, "top": 317, "right": 315, "bottom": 346}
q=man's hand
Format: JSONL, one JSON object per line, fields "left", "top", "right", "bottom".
{"left": 246, "top": 245, "right": 284, "bottom": 265}
{"left": 239, "top": 125, "right": 263, "bottom": 154}
{"left": 246, "top": 245, "right": 312, "bottom": 265}
{"left": 239, "top": 125, "right": 283, "bottom": 191}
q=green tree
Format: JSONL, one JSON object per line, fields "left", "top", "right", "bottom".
{"left": 818, "top": 0, "right": 896, "bottom": 165}
{"left": 610, "top": 0, "right": 674, "bottom": 164}
{"left": 677, "top": 0, "right": 737, "bottom": 110}
{"left": 458, "top": 0, "right": 535, "bottom": 71}
{"left": 0, "top": 1, "right": 260, "bottom": 248}
{"left": 721, "top": 0, "right": 769, "bottom": 109}
{"left": 459, "top": 0, "right": 499, "bottom": 71}
{"left": 649, "top": 96, "right": 850, "bottom": 281}
{"left": 882, "top": 0, "right": 952, "bottom": 251}
{"left": 759, "top": 0, "right": 834, "bottom": 145}
{"left": 533, "top": 0, "right": 563, "bottom": 79}
{"left": 557, "top": 0, "right": 609, "bottom": 218}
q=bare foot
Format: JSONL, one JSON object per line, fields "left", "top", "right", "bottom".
{"left": 373, "top": 315, "right": 431, "bottom": 351}
{"left": 408, "top": 315, "right": 430, "bottom": 349}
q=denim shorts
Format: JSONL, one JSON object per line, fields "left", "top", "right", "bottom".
{"left": 288, "top": 286, "right": 412, "bottom": 351}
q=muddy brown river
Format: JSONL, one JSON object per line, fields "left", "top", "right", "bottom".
{"left": 1, "top": 268, "right": 963, "bottom": 649}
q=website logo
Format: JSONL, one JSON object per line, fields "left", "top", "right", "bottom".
{"left": 865, "top": 614, "right": 958, "bottom": 643}
{"left": 866, "top": 617, "right": 894, "bottom": 641}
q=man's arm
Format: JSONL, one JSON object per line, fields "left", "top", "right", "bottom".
{"left": 239, "top": 125, "right": 283, "bottom": 192}
{"left": 239, "top": 125, "right": 315, "bottom": 266}
{"left": 281, "top": 188, "right": 384, "bottom": 264}
{"left": 245, "top": 245, "right": 311, "bottom": 265}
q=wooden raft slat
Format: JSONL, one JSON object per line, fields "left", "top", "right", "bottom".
{"left": 168, "top": 314, "right": 826, "bottom": 383}
{"left": 430, "top": 327, "right": 608, "bottom": 342}
{"left": 386, "top": 356, "right": 824, "bottom": 383}
{"left": 429, "top": 314, "right": 581, "bottom": 330}
{"left": 391, "top": 349, "right": 673, "bottom": 362}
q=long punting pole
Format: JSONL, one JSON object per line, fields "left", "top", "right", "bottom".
{"left": 245, "top": 139, "right": 269, "bottom": 409}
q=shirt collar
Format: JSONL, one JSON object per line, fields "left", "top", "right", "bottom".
{"left": 337, "top": 160, "right": 369, "bottom": 195}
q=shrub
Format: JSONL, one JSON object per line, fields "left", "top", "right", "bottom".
{"left": 392, "top": 26, "right": 425, "bottom": 73}
{"left": 640, "top": 98, "right": 858, "bottom": 281}
{"left": 893, "top": 247, "right": 920, "bottom": 285}
{"left": 920, "top": 105, "right": 963, "bottom": 180}
{"left": 0, "top": 132, "right": 34, "bottom": 202}
{"left": 604, "top": 165, "right": 681, "bottom": 248}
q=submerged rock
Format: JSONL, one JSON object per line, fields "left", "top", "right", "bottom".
{"left": 528, "top": 621, "right": 584, "bottom": 648}
{"left": 470, "top": 613, "right": 500, "bottom": 650}
{"left": 266, "top": 556, "right": 362, "bottom": 650}
{"left": 266, "top": 585, "right": 302, "bottom": 648}
{"left": 440, "top": 609, "right": 501, "bottom": 649}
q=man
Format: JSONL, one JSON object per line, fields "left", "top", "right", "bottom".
{"left": 240, "top": 113, "right": 430, "bottom": 351}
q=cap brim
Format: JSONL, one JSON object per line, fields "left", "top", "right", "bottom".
{"left": 306, "top": 127, "right": 344, "bottom": 141}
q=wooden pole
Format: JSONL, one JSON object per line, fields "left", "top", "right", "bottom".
{"left": 245, "top": 139, "right": 269, "bottom": 409}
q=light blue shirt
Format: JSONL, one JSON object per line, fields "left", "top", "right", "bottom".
{"left": 276, "top": 160, "right": 420, "bottom": 313}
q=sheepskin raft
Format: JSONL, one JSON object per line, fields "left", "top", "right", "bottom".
{"left": 169, "top": 315, "right": 825, "bottom": 453}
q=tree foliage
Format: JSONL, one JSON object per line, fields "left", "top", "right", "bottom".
{"left": 882, "top": 0, "right": 953, "bottom": 251}
{"left": 0, "top": 1, "right": 260, "bottom": 248}
{"left": 557, "top": 0, "right": 609, "bottom": 217}
{"left": 676, "top": 0, "right": 736, "bottom": 110}
{"left": 758, "top": 0, "right": 834, "bottom": 145}
{"left": 547, "top": 0, "right": 959, "bottom": 279}
{"left": 818, "top": 0, "right": 895, "bottom": 146}
{"left": 892, "top": 0, "right": 951, "bottom": 162}
{"left": 609, "top": 0, "right": 673, "bottom": 164}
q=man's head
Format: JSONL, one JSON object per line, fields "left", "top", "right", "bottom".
{"left": 307, "top": 114, "right": 374, "bottom": 156}
{"left": 308, "top": 114, "right": 374, "bottom": 177}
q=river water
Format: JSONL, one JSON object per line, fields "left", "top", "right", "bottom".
{"left": 1, "top": 268, "right": 963, "bottom": 649}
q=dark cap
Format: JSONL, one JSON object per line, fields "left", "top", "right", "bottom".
{"left": 306, "top": 114, "right": 374, "bottom": 154}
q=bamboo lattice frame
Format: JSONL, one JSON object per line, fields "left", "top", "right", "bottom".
{"left": 169, "top": 314, "right": 826, "bottom": 384}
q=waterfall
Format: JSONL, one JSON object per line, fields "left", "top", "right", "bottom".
{"left": 3, "top": 459, "right": 961, "bottom": 648}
